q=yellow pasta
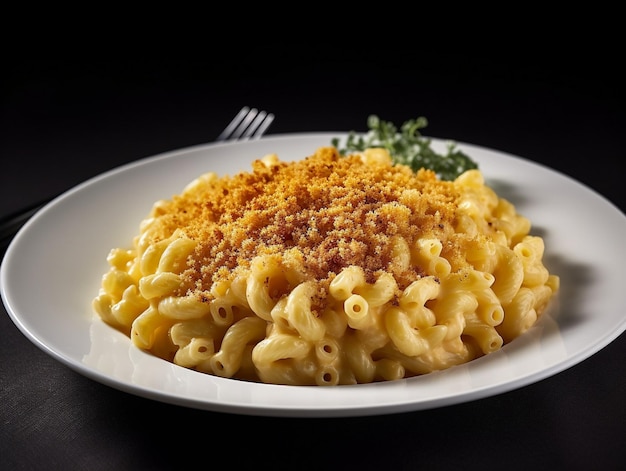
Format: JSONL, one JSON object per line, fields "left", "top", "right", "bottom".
{"left": 93, "top": 146, "right": 559, "bottom": 385}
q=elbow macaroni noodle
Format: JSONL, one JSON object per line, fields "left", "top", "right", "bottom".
{"left": 93, "top": 146, "right": 559, "bottom": 385}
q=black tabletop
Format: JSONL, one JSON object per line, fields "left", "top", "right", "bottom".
{"left": 2, "top": 52, "right": 625, "bottom": 470}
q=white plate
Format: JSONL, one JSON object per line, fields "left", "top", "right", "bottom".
{"left": 2, "top": 133, "right": 626, "bottom": 417}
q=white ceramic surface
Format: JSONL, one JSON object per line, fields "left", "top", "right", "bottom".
{"left": 2, "top": 133, "right": 626, "bottom": 417}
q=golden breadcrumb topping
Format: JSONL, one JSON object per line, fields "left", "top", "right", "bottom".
{"left": 144, "top": 146, "right": 472, "bottom": 302}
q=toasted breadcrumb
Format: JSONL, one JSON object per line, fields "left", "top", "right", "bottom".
{"left": 143, "top": 146, "right": 474, "bottom": 304}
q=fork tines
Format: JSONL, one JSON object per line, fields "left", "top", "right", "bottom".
{"left": 217, "top": 106, "right": 275, "bottom": 141}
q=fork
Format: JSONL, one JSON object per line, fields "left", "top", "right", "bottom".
{"left": 217, "top": 106, "right": 275, "bottom": 141}
{"left": 0, "top": 107, "right": 275, "bottom": 252}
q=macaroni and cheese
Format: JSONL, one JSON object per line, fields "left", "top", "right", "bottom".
{"left": 93, "top": 146, "right": 559, "bottom": 385}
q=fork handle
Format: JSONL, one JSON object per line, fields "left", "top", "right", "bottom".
{"left": 0, "top": 199, "right": 50, "bottom": 254}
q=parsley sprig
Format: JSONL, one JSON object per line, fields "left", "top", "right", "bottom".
{"left": 331, "top": 115, "right": 478, "bottom": 181}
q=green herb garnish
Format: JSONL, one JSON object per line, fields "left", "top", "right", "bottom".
{"left": 331, "top": 115, "right": 478, "bottom": 181}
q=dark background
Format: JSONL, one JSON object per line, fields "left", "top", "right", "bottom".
{"left": 3, "top": 49, "right": 623, "bottom": 215}
{"left": 2, "top": 39, "right": 625, "bottom": 470}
